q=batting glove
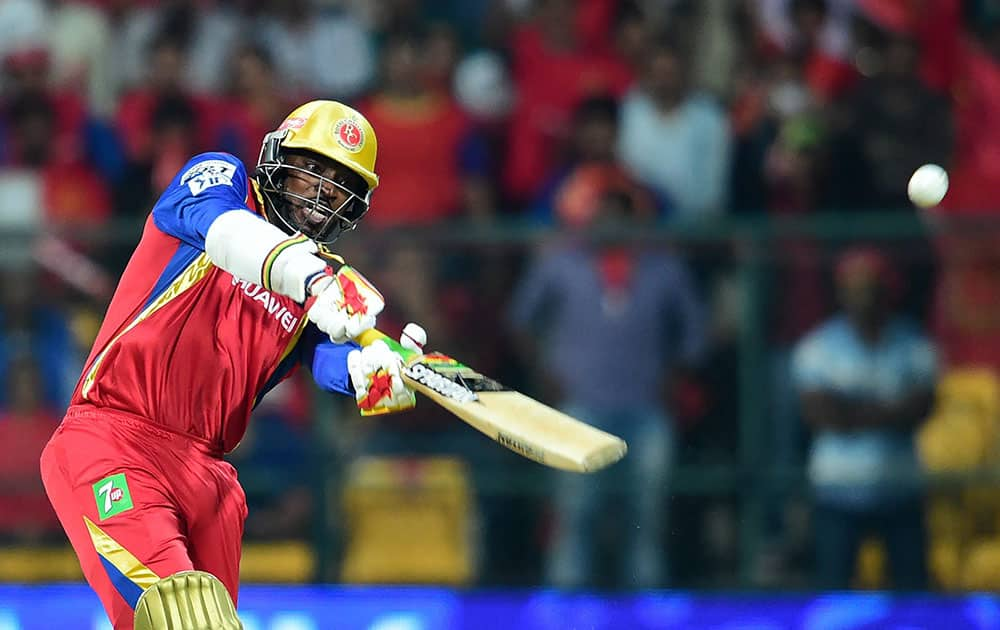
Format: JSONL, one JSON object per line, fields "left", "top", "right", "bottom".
{"left": 307, "top": 265, "right": 384, "bottom": 343}
{"left": 347, "top": 339, "right": 417, "bottom": 416}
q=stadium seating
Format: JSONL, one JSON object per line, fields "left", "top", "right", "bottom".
{"left": 339, "top": 456, "right": 474, "bottom": 585}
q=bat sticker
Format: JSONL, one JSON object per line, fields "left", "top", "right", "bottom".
{"left": 418, "top": 353, "right": 510, "bottom": 393}
{"left": 404, "top": 362, "right": 478, "bottom": 403}
{"left": 497, "top": 432, "right": 547, "bottom": 464}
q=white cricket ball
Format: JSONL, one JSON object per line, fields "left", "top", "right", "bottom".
{"left": 907, "top": 164, "right": 949, "bottom": 208}
{"left": 400, "top": 322, "right": 427, "bottom": 353}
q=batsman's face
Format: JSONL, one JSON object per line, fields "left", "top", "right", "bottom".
{"left": 282, "top": 153, "right": 364, "bottom": 233}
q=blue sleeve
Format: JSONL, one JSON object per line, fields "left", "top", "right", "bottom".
{"left": 299, "top": 326, "right": 359, "bottom": 395}
{"left": 151, "top": 152, "right": 252, "bottom": 248}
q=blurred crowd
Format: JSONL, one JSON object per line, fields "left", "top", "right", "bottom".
{"left": 6, "top": 0, "right": 1000, "bottom": 591}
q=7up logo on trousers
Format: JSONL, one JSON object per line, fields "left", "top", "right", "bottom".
{"left": 92, "top": 473, "right": 134, "bottom": 521}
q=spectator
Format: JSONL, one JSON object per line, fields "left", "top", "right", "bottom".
{"left": 452, "top": 49, "right": 514, "bottom": 220}
{"left": 829, "top": 27, "right": 953, "bottom": 211}
{"left": 792, "top": 248, "right": 934, "bottom": 590}
{"left": 258, "top": 0, "right": 375, "bottom": 100}
{"left": 0, "top": 37, "right": 128, "bottom": 186}
{"left": 215, "top": 44, "right": 295, "bottom": 167}
{"left": 361, "top": 33, "right": 477, "bottom": 226}
{"left": 730, "top": 50, "right": 818, "bottom": 213}
{"left": 509, "top": 182, "right": 706, "bottom": 589}
{"left": 114, "top": 34, "right": 217, "bottom": 166}
{"left": 424, "top": 22, "right": 462, "bottom": 95}
{"left": 115, "top": 94, "right": 200, "bottom": 226}
{"left": 502, "top": 0, "right": 634, "bottom": 201}
{"left": 106, "top": 0, "right": 252, "bottom": 101}
{"left": 0, "top": 269, "right": 80, "bottom": 412}
{"left": 4, "top": 94, "right": 113, "bottom": 228}
{"left": 617, "top": 42, "right": 731, "bottom": 222}
{"left": 47, "top": 0, "right": 116, "bottom": 118}
{"left": 754, "top": 0, "right": 858, "bottom": 102}
{"left": 182, "top": 0, "right": 252, "bottom": 97}
{"left": 103, "top": 0, "right": 160, "bottom": 98}
{"left": 0, "top": 355, "right": 61, "bottom": 541}
{"left": 0, "top": 45, "right": 89, "bottom": 169}
{"left": 530, "top": 96, "right": 660, "bottom": 224}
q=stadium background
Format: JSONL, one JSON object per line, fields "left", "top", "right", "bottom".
{"left": 3, "top": 0, "right": 1000, "bottom": 628}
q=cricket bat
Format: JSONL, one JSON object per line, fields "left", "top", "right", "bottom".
{"left": 356, "top": 328, "right": 628, "bottom": 473}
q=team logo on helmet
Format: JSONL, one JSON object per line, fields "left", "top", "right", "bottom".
{"left": 333, "top": 118, "right": 365, "bottom": 153}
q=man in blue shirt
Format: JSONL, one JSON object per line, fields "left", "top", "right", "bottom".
{"left": 509, "top": 192, "right": 706, "bottom": 588}
{"left": 792, "top": 248, "right": 936, "bottom": 590}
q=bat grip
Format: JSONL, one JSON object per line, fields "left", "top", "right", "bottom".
{"left": 356, "top": 328, "right": 391, "bottom": 347}
{"left": 356, "top": 328, "right": 419, "bottom": 361}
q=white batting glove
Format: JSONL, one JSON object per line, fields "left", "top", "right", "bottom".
{"left": 306, "top": 265, "right": 384, "bottom": 343}
{"left": 347, "top": 339, "right": 416, "bottom": 416}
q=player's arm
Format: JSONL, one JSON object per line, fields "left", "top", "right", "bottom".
{"left": 151, "top": 152, "right": 382, "bottom": 342}
{"left": 301, "top": 323, "right": 424, "bottom": 415}
{"left": 152, "top": 152, "right": 329, "bottom": 301}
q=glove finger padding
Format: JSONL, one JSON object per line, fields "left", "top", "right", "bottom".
{"left": 346, "top": 348, "right": 369, "bottom": 398}
{"left": 307, "top": 265, "right": 384, "bottom": 343}
{"left": 348, "top": 340, "right": 416, "bottom": 416}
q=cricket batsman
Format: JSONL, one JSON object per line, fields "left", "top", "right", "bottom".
{"left": 40, "top": 100, "right": 419, "bottom": 630}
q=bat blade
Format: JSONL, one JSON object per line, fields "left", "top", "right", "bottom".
{"left": 359, "top": 330, "right": 627, "bottom": 473}
{"left": 442, "top": 388, "right": 627, "bottom": 472}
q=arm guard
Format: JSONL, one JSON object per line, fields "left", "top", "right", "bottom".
{"left": 204, "top": 209, "right": 329, "bottom": 304}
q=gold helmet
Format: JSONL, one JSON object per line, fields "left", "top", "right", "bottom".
{"left": 255, "top": 100, "right": 379, "bottom": 244}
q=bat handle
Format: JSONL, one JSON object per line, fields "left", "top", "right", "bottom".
{"left": 356, "top": 328, "right": 420, "bottom": 362}
{"left": 356, "top": 328, "right": 391, "bottom": 347}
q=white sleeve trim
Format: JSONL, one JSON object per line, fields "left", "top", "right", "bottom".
{"left": 204, "top": 210, "right": 327, "bottom": 303}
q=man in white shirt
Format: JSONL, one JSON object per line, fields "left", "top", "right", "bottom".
{"left": 617, "top": 42, "right": 731, "bottom": 222}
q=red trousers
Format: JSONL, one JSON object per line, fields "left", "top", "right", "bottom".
{"left": 40, "top": 406, "right": 247, "bottom": 630}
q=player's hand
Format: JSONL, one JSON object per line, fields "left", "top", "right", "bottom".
{"left": 306, "top": 265, "right": 384, "bottom": 343}
{"left": 347, "top": 339, "right": 417, "bottom": 415}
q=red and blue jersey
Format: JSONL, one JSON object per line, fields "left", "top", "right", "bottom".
{"left": 70, "top": 152, "right": 357, "bottom": 453}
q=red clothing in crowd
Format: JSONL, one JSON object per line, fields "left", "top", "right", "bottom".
{"left": 361, "top": 93, "right": 470, "bottom": 226}
{"left": 802, "top": 54, "right": 858, "bottom": 102}
{"left": 2, "top": 91, "right": 88, "bottom": 167}
{"left": 755, "top": 34, "right": 858, "bottom": 103}
{"left": 115, "top": 90, "right": 220, "bottom": 161}
{"left": 42, "top": 161, "right": 112, "bottom": 226}
{"left": 216, "top": 97, "right": 296, "bottom": 168}
{"left": 503, "top": 25, "right": 633, "bottom": 200}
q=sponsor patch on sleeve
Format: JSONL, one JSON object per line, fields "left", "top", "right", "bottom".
{"left": 180, "top": 159, "right": 238, "bottom": 196}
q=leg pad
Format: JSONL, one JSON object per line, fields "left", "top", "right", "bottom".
{"left": 133, "top": 570, "right": 242, "bottom": 630}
